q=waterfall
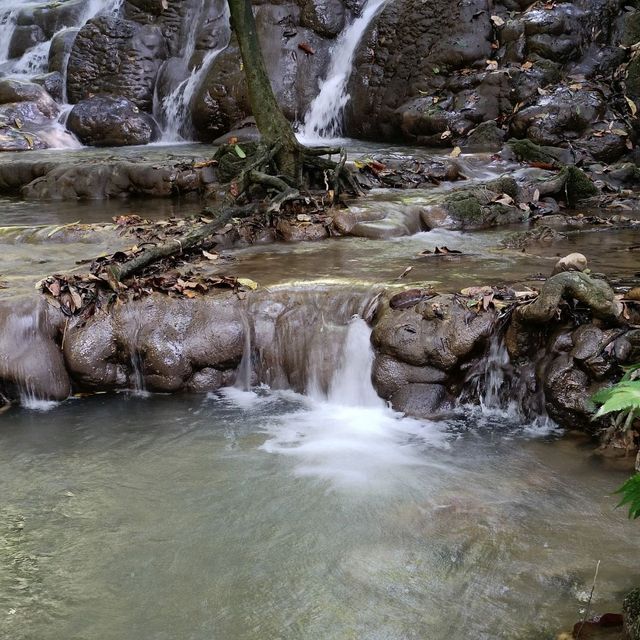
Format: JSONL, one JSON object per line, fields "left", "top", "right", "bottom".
{"left": 2, "top": 0, "right": 123, "bottom": 76}
{"left": 234, "top": 312, "right": 253, "bottom": 392}
{"left": 299, "top": 0, "right": 389, "bottom": 141}
{"left": 160, "top": 1, "right": 231, "bottom": 142}
{"left": 326, "top": 316, "right": 384, "bottom": 408}
{"left": 0, "top": 1, "right": 17, "bottom": 64}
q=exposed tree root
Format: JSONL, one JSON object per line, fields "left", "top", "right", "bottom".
{"left": 516, "top": 272, "right": 622, "bottom": 323}
{"left": 506, "top": 271, "right": 624, "bottom": 358}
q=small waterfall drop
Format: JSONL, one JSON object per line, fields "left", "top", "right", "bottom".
{"left": 0, "top": 0, "right": 18, "bottom": 65}
{"left": 299, "top": 0, "right": 389, "bottom": 141}
{"left": 160, "top": 2, "right": 231, "bottom": 141}
{"left": 234, "top": 313, "right": 253, "bottom": 392}
{"left": 326, "top": 316, "right": 384, "bottom": 408}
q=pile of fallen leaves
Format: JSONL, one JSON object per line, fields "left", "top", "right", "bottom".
{"left": 388, "top": 284, "right": 539, "bottom": 313}
{"left": 38, "top": 268, "right": 258, "bottom": 320}
{"left": 354, "top": 156, "right": 464, "bottom": 188}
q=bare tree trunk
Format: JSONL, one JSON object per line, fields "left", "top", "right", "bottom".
{"left": 227, "top": 0, "right": 301, "bottom": 179}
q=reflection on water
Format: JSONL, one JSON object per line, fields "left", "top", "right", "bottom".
{"left": 0, "top": 393, "right": 638, "bottom": 640}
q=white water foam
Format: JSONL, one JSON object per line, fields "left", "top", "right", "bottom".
{"left": 299, "top": 0, "right": 390, "bottom": 142}
{"left": 222, "top": 317, "right": 449, "bottom": 489}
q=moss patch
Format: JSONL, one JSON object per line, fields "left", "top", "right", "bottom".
{"left": 486, "top": 176, "right": 519, "bottom": 199}
{"left": 445, "top": 193, "right": 484, "bottom": 224}
{"left": 624, "top": 588, "right": 640, "bottom": 640}
{"left": 564, "top": 166, "right": 598, "bottom": 207}
{"left": 508, "top": 139, "right": 562, "bottom": 166}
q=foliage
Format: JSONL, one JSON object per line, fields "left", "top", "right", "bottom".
{"left": 593, "top": 363, "right": 640, "bottom": 425}
{"left": 593, "top": 364, "right": 640, "bottom": 520}
{"left": 615, "top": 475, "right": 640, "bottom": 520}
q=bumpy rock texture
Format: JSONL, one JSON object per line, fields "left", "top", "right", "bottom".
{"left": 4, "top": 0, "right": 639, "bottom": 160}
{"left": 67, "top": 96, "right": 160, "bottom": 147}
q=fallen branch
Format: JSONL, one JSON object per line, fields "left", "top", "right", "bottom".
{"left": 103, "top": 203, "right": 254, "bottom": 288}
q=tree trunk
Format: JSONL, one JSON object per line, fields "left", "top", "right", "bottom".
{"left": 227, "top": 0, "right": 301, "bottom": 179}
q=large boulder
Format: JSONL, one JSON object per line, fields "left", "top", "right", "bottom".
{"left": 510, "top": 87, "right": 606, "bottom": 147}
{"left": 0, "top": 78, "right": 59, "bottom": 118}
{"left": 372, "top": 295, "right": 496, "bottom": 371}
{"left": 8, "top": 24, "right": 47, "bottom": 59}
{"left": 66, "top": 15, "right": 167, "bottom": 111}
{"left": 346, "top": 0, "right": 493, "bottom": 139}
{"left": 64, "top": 295, "right": 246, "bottom": 392}
{"left": 67, "top": 96, "right": 160, "bottom": 146}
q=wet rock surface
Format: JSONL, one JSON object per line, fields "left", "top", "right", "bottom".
{"left": 66, "top": 15, "right": 167, "bottom": 112}
{"left": 67, "top": 96, "right": 160, "bottom": 147}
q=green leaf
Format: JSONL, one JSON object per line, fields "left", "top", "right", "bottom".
{"left": 234, "top": 144, "right": 246, "bottom": 159}
{"left": 615, "top": 474, "right": 640, "bottom": 520}
{"left": 593, "top": 381, "right": 640, "bottom": 417}
{"left": 622, "top": 363, "right": 640, "bottom": 382}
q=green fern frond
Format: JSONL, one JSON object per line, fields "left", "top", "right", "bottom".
{"left": 615, "top": 475, "right": 640, "bottom": 520}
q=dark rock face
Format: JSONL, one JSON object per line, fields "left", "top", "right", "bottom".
{"left": 301, "top": 0, "right": 346, "bottom": 38}
{"left": 346, "top": 0, "right": 493, "bottom": 140}
{"left": 510, "top": 88, "right": 605, "bottom": 147}
{"left": 48, "top": 27, "right": 79, "bottom": 76}
{"left": 67, "top": 96, "right": 160, "bottom": 147}
{"left": 341, "top": 0, "right": 638, "bottom": 163}
{"left": 66, "top": 15, "right": 167, "bottom": 112}
{"left": 8, "top": 24, "right": 46, "bottom": 59}
{"left": 32, "top": 72, "right": 64, "bottom": 103}
{"left": 191, "top": 4, "right": 333, "bottom": 141}
{"left": 371, "top": 294, "right": 496, "bottom": 415}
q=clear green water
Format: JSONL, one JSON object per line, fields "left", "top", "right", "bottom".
{"left": 1, "top": 392, "right": 638, "bottom": 640}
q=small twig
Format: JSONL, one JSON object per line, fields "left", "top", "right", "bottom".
{"left": 575, "top": 560, "right": 601, "bottom": 640}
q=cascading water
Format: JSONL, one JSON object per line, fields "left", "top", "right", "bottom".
{"left": 0, "top": 0, "right": 20, "bottom": 65}
{"left": 326, "top": 316, "right": 384, "bottom": 408}
{"left": 299, "top": 0, "right": 390, "bottom": 141}
{"left": 0, "top": 0, "right": 124, "bottom": 149}
{"left": 234, "top": 311, "right": 253, "bottom": 392}
{"left": 159, "top": 1, "right": 231, "bottom": 142}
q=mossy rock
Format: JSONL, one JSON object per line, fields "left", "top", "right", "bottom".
{"left": 445, "top": 193, "right": 484, "bottom": 224}
{"left": 486, "top": 176, "right": 519, "bottom": 199}
{"left": 508, "top": 138, "right": 564, "bottom": 166}
{"left": 563, "top": 166, "right": 598, "bottom": 207}
{"left": 624, "top": 588, "right": 640, "bottom": 640}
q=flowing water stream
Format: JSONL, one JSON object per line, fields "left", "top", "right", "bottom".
{"left": 1, "top": 386, "right": 639, "bottom": 639}
{"left": 300, "top": 0, "right": 390, "bottom": 142}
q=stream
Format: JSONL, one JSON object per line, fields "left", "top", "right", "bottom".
{"left": 0, "top": 0, "right": 640, "bottom": 640}
{"left": 1, "top": 390, "right": 639, "bottom": 640}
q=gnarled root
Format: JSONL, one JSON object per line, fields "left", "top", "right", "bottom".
{"left": 506, "top": 272, "right": 623, "bottom": 358}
